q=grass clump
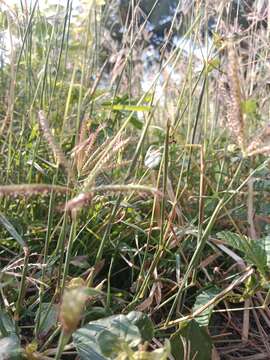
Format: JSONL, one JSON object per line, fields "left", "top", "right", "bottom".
{"left": 1, "top": 0, "right": 270, "bottom": 359}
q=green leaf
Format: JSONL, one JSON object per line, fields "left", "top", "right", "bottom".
{"left": 84, "top": 307, "right": 113, "bottom": 323}
{"left": 73, "top": 313, "right": 144, "bottom": 359}
{"left": 97, "top": 315, "right": 141, "bottom": 357}
{"left": 0, "top": 310, "right": 16, "bottom": 336}
{"left": 0, "top": 11, "right": 8, "bottom": 30}
{"left": 170, "top": 320, "right": 212, "bottom": 360}
{"left": 0, "top": 311, "right": 20, "bottom": 360}
{"left": 35, "top": 303, "right": 58, "bottom": 337}
{"left": 263, "top": 235, "right": 270, "bottom": 268}
{"left": 73, "top": 323, "right": 107, "bottom": 360}
{"left": 205, "top": 58, "right": 220, "bottom": 74}
{"left": 126, "top": 311, "right": 154, "bottom": 341}
{"left": 254, "top": 179, "right": 270, "bottom": 192}
{"left": 0, "top": 213, "right": 26, "bottom": 248}
{"left": 217, "top": 231, "right": 242, "bottom": 250}
{"left": 34, "top": 19, "right": 53, "bottom": 39}
{"left": 82, "top": 288, "right": 103, "bottom": 297}
{"left": 193, "top": 287, "right": 220, "bottom": 326}
{"left": 109, "top": 104, "right": 152, "bottom": 112}
{"left": 241, "top": 99, "right": 257, "bottom": 115}
{"left": 141, "top": 94, "right": 153, "bottom": 103}
{"left": 130, "top": 116, "right": 143, "bottom": 130}
{"left": 0, "top": 335, "right": 21, "bottom": 360}
{"left": 217, "top": 231, "right": 267, "bottom": 276}
{"left": 97, "top": 330, "right": 124, "bottom": 357}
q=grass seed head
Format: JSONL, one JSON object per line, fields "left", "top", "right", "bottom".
{"left": 224, "top": 38, "right": 246, "bottom": 153}
{"left": 0, "top": 184, "right": 69, "bottom": 198}
{"left": 59, "top": 284, "right": 88, "bottom": 334}
{"left": 247, "top": 122, "right": 270, "bottom": 156}
{"left": 38, "top": 111, "right": 73, "bottom": 178}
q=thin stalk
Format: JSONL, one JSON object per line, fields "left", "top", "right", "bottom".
{"left": 75, "top": 4, "right": 92, "bottom": 141}
{"left": 39, "top": 3, "right": 61, "bottom": 108}
{"left": 0, "top": 311, "right": 8, "bottom": 336}
{"left": 54, "top": 329, "right": 71, "bottom": 360}
{"left": 186, "top": 70, "right": 206, "bottom": 176}
{"left": 160, "top": 121, "right": 170, "bottom": 247}
{"left": 15, "top": 246, "right": 30, "bottom": 320}
{"left": 16, "top": 0, "right": 38, "bottom": 71}
{"left": 40, "top": 326, "right": 61, "bottom": 352}
{"left": 35, "top": 173, "right": 58, "bottom": 336}
{"left": 106, "top": 256, "right": 114, "bottom": 309}
{"left": 61, "top": 215, "right": 77, "bottom": 293}
{"left": 48, "top": 0, "right": 72, "bottom": 113}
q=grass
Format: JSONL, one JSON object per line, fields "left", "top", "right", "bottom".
{"left": 0, "top": 0, "right": 270, "bottom": 359}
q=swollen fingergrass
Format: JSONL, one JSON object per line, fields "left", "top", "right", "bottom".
{"left": 38, "top": 111, "right": 72, "bottom": 178}
{"left": 226, "top": 38, "right": 246, "bottom": 154}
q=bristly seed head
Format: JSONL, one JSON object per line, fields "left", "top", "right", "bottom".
{"left": 59, "top": 282, "right": 88, "bottom": 334}
{"left": 0, "top": 184, "right": 70, "bottom": 198}
{"left": 38, "top": 110, "right": 73, "bottom": 179}
{"left": 225, "top": 39, "right": 246, "bottom": 154}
